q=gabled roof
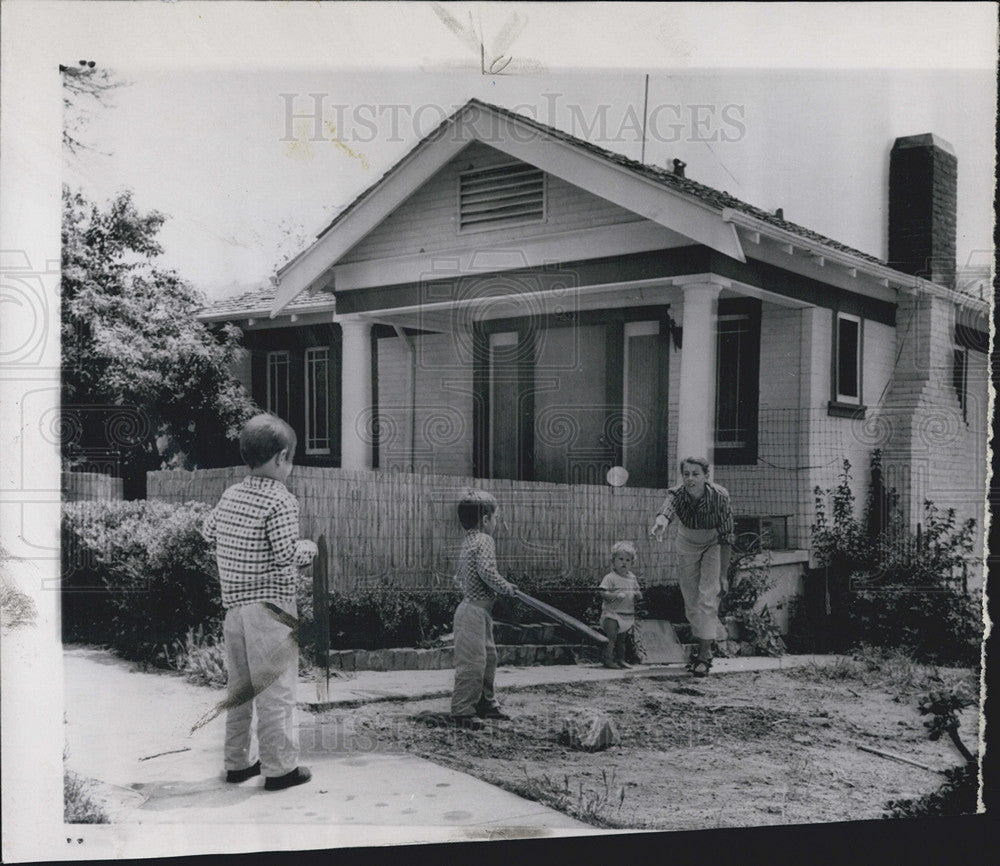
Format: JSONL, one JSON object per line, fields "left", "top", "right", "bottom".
{"left": 204, "top": 98, "right": 984, "bottom": 320}
{"left": 313, "top": 98, "right": 884, "bottom": 269}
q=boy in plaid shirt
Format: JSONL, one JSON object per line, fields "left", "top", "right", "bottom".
{"left": 202, "top": 414, "right": 316, "bottom": 790}
{"left": 450, "top": 490, "right": 518, "bottom": 729}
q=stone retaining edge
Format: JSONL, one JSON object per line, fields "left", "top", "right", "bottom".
{"left": 325, "top": 639, "right": 757, "bottom": 671}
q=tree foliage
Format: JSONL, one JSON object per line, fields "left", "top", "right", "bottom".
{"left": 61, "top": 185, "right": 258, "bottom": 488}
{"left": 61, "top": 61, "right": 127, "bottom": 155}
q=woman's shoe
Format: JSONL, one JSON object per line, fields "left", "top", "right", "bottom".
{"left": 690, "top": 657, "right": 712, "bottom": 678}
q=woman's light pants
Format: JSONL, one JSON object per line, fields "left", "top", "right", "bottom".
{"left": 675, "top": 526, "right": 726, "bottom": 641}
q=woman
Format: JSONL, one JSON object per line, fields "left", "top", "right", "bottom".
{"left": 649, "top": 457, "right": 734, "bottom": 677}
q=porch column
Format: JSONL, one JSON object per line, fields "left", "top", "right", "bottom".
{"left": 340, "top": 319, "right": 373, "bottom": 470}
{"left": 676, "top": 280, "right": 723, "bottom": 467}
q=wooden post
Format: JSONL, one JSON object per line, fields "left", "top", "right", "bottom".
{"left": 313, "top": 535, "right": 330, "bottom": 669}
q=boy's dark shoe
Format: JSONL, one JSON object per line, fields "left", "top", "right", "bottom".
{"left": 449, "top": 714, "right": 486, "bottom": 730}
{"left": 476, "top": 704, "right": 511, "bottom": 720}
{"left": 225, "top": 761, "right": 261, "bottom": 783}
{"left": 264, "top": 766, "right": 312, "bottom": 791}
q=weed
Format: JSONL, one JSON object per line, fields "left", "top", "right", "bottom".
{"left": 160, "top": 625, "right": 227, "bottom": 689}
{"left": 719, "top": 547, "right": 785, "bottom": 657}
{"left": 519, "top": 765, "right": 628, "bottom": 826}
{"left": 787, "top": 645, "right": 975, "bottom": 701}
{"left": 1, "top": 571, "right": 38, "bottom": 633}
{"left": 884, "top": 687, "right": 979, "bottom": 817}
{"left": 64, "top": 771, "right": 108, "bottom": 824}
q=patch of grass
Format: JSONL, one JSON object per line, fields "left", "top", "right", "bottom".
{"left": 787, "top": 645, "right": 975, "bottom": 699}
{"left": 517, "top": 766, "right": 629, "bottom": 827}
{"left": 64, "top": 771, "right": 109, "bottom": 824}
{"left": 160, "top": 625, "right": 227, "bottom": 689}
{"left": 1, "top": 572, "right": 38, "bottom": 633}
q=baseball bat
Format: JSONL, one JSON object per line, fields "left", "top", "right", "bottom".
{"left": 512, "top": 589, "right": 609, "bottom": 644}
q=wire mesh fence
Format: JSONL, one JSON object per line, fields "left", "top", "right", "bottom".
{"left": 147, "top": 404, "right": 988, "bottom": 592}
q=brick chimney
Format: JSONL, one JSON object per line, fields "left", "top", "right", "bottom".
{"left": 888, "top": 133, "right": 957, "bottom": 287}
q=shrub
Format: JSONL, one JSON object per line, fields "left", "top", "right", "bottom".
{"left": 497, "top": 571, "right": 603, "bottom": 626}
{"left": 636, "top": 583, "right": 686, "bottom": 623}
{"left": 884, "top": 687, "right": 979, "bottom": 817}
{"left": 810, "top": 453, "right": 982, "bottom": 666}
{"left": 62, "top": 500, "right": 223, "bottom": 662}
{"left": 719, "top": 546, "right": 785, "bottom": 657}
{"left": 327, "top": 578, "right": 460, "bottom": 650}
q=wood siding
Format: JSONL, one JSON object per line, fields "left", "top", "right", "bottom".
{"left": 340, "top": 141, "right": 645, "bottom": 264}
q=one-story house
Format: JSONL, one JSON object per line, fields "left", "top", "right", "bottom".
{"left": 198, "top": 99, "right": 990, "bottom": 567}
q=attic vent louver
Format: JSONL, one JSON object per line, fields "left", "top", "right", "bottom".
{"left": 459, "top": 163, "right": 545, "bottom": 231}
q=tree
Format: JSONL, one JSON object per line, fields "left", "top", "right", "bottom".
{"left": 62, "top": 185, "right": 258, "bottom": 496}
{"left": 61, "top": 61, "right": 127, "bottom": 155}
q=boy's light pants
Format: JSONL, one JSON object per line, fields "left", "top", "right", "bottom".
{"left": 675, "top": 526, "right": 726, "bottom": 641}
{"left": 223, "top": 600, "right": 299, "bottom": 777}
{"left": 451, "top": 599, "right": 499, "bottom": 717}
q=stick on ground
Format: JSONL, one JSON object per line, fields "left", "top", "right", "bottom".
{"left": 138, "top": 747, "right": 191, "bottom": 762}
{"left": 857, "top": 744, "right": 946, "bottom": 775}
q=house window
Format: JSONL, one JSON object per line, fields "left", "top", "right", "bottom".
{"left": 266, "top": 351, "right": 290, "bottom": 420}
{"left": 305, "top": 347, "right": 331, "bottom": 454}
{"left": 835, "top": 313, "right": 862, "bottom": 404}
{"left": 953, "top": 346, "right": 968, "bottom": 422}
{"left": 459, "top": 163, "right": 545, "bottom": 232}
{"left": 714, "top": 299, "right": 760, "bottom": 465}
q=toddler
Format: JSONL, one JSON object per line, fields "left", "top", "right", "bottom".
{"left": 598, "top": 541, "right": 642, "bottom": 669}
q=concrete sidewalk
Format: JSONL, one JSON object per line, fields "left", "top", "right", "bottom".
{"left": 64, "top": 647, "right": 838, "bottom": 840}
{"left": 63, "top": 647, "right": 591, "bottom": 836}
{"left": 298, "top": 653, "right": 839, "bottom": 709}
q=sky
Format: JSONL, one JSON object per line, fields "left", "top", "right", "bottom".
{"left": 63, "top": 54, "right": 997, "bottom": 303}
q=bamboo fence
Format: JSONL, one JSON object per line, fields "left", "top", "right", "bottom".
{"left": 62, "top": 471, "right": 124, "bottom": 502}
{"left": 147, "top": 466, "right": 679, "bottom": 590}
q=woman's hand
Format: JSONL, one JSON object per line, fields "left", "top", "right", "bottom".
{"left": 649, "top": 514, "right": 669, "bottom": 541}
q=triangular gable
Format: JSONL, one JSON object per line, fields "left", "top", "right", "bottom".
{"left": 271, "top": 100, "right": 746, "bottom": 316}
{"left": 338, "top": 141, "right": 658, "bottom": 267}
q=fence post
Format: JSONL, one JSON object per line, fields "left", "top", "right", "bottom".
{"left": 313, "top": 535, "right": 330, "bottom": 668}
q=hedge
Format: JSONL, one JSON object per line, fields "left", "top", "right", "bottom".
{"left": 62, "top": 500, "right": 225, "bottom": 662}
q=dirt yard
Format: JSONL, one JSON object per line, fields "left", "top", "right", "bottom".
{"left": 313, "top": 659, "right": 980, "bottom": 830}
